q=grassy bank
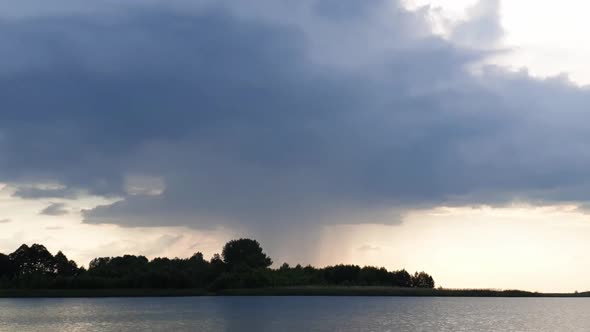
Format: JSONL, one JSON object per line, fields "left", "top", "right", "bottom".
{"left": 0, "top": 286, "right": 589, "bottom": 298}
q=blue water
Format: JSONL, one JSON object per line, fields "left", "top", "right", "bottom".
{"left": 0, "top": 296, "right": 588, "bottom": 331}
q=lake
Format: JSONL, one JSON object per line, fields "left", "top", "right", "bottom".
{"left": 0, "top": 296, "right": 588, "bottom": 331}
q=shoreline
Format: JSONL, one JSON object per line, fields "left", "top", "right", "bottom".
{"left": 0, "top": 287, "right": 587, "bottom": 298}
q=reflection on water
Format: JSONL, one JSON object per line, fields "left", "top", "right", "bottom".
{"left": 0, "top": 296, "right": 588, "bottom": 332}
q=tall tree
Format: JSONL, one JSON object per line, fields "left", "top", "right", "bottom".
{"left": 0, "top": 253, "right": 16, "bottom": 279}
{"left": 54, "top": 251, "right": 79, "bottom": 277}
{"left": 221, "top": 239, "right": 272, "bottom": 270}
{"left": 9, "top": 244, "right": 56, "bottom": 275}
{"left": 412, "top": 271, "right": 435, "bottom": 288}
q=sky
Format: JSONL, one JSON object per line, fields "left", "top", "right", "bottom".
{"left": 1, "top": 0, "right": 590, "bottom": 292}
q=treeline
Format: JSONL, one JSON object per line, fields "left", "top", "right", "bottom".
{"left": 0, "top": 239, "right": 434, "bottom": 290}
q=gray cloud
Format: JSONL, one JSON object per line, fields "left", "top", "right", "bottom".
{"left": 0, "top": 0, "right": 589, "bottom": 232}
{"left": 13, "top": 187, "right": 82, "bottom": 199}
{"left": 40, "top": 203, "right": 69, "bottom": 216}
{"left": 451, "top": 0, "right": 504, "bottom": 47}
{"left": 0, "top": 219, "right": 11, "bottom": 224}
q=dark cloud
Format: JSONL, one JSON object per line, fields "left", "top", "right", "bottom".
{"left": 13, "top": 187, "right": 81, "bottom": 199}
{"left": 0, "top": 0, "right": 589, "bottom": 232}
{"left": 40, "top": 203, "right": 69, "bottom": 216}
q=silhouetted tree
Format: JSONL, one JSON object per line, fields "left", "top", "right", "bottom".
{"left": 9, "top": 244, "right": 56, "bottom": 275}
{"left": 391, "top": 269, "right": 412, "bottom": 287}
{"left": 324, "top": 265, "right": 361, "bottom": 285}
{"left": 54, "top": 251, "right": 79, "bottom": 277}
{"left": 190, "top": 252, "right": 205, "bottom": 263}
{"left": 0, "top": 253, "right": 16, "bottom": 279}
{"left": 208, "top": 253, "right": 226, "bottom": 278}
{"left": 211, "top": 253, "right": 223, "bottom": 266}
{"left": 359, "top": 266, "right": 390, "bottom": 286}
{"left": 412, "top": 271, "right": 435, "bottom": 288}
{"left": 0, "top": 240, "right": 436, "bottom": 291}
{"left": 89, "top": 255, "right": 148, "bottom": 278}
{"left": 221, "top": 239, "right": 272, "bottom": 270}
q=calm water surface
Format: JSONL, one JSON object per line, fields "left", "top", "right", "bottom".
{"left": 0, "top": 296, "right": 587, "bottom": 331}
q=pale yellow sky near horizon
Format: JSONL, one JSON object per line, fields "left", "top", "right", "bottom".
{"left": 2, "top": 0, "right": 590, "bottom": 293}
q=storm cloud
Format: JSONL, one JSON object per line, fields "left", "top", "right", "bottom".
{"left": 1, "top": 0, "right": 590, "bottom": 231}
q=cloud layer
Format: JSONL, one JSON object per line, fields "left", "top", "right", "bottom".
{"left": 1, "top": 0, "right": 590, "bottom": 231}
{"left": 40, "top": 203, "right": 69, "bottom": 216}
